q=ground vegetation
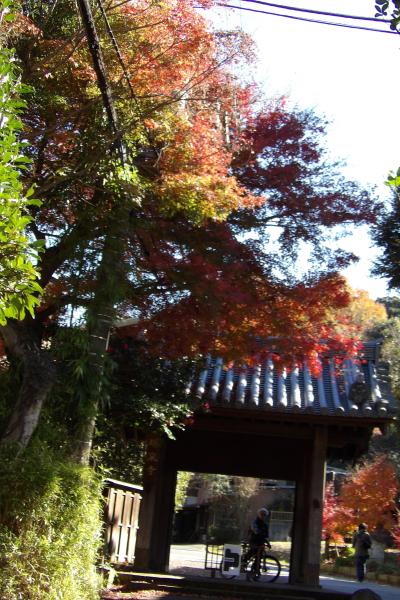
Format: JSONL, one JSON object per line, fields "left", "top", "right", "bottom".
{"left": 0, "top": 440, "right": 103, "bottom": 599}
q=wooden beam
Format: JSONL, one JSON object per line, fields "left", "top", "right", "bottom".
{"left": 167, "top": 428, "right": 308, "bottom": 480}
{"left": 182, "top": 414, "right": 375, "bottom": 459}
{"left": 189, "top": 413, "right": 315, "bottom": 438}
{"left": 203, "top": 404, "right": 393, "bottom": 426}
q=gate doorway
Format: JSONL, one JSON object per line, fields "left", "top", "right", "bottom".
{"left": 134, "top": 419, "right": 340, "bottom": 586}
{"left": 170, "top": 471, "right": 294, "bottom": 580}
{"left": 133, "top": 338, "right": 394, "bottom": 586}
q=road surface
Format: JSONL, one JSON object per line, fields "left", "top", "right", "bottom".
{"left": 169, "top": 544, "right": 400, "bottom": 600}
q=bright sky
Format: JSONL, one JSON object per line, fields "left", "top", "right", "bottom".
{"left": 210, "top": 0, "right": 400, "bottom": 298}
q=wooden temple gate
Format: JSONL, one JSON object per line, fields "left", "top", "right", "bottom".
{"left": 132, "top": 341, "right": 395, "bottom": 587}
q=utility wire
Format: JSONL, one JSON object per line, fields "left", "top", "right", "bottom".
{"left": 217, "top": 2, "right": 398, "bottom": 34}
{"left": 95, "top": 0, "right": 139, "bottom": 106}
{"left": 95, "top": 0, "right": 163, "bottom": 162}
{"left": 76, "top": 0, "right": 125, "bottom": 162}
{"left": 239, "top": 0, "right": 391, "bottom": 23}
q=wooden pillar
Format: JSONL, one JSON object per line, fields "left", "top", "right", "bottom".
{"left": 304, "top": 426, "right": 327, "bottom": 584}
{"left": 289, "top": 426, "right": 327, "bottom": 586}
{"left": 289, "top": 472, "right": 307, "bottom": 584}
{"left": 135, "top": 434, "right": 177, "bottom": 572}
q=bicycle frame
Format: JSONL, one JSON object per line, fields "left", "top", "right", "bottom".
{"left": 220, "top": 541, "right": 281, "bottom": 583}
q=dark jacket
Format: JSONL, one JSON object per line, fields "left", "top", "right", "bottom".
{"left": 352, "top": 530, "right": 372, "bottom": 558}
{"left": 249, "top": 516, "right": 269, "bottom": 546}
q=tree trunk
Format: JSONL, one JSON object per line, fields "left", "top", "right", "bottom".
{"left": 72, "top": 214, "right": 127, "bottom": 464}
{"left": 1, "top": 0, "right": 125, "bottom": 456}
{"left": 71, "top": 307, "right": 113, "bottom": 464}
{"left": 324, "top": 536, "right": 330, "bottom": 559}
{"left": 0, "top": 319, "right": 56, "bottom": 450}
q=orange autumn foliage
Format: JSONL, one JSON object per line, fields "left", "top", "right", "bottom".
{"left": 323, "top": 481, "right": 349, "bottom": 544}
{"left": 4, "top": 0, "right": 382, "bottom": 371}
{"left": 0, "top": 0, "right": 389, "bottom": 455}
{"left": 333, "top": 289, "right": 387, "bottom": 339}
{"left": 335, "top": 455, "right": 399, "bottom": 534}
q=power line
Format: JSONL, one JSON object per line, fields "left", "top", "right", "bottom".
{"left": 217, "top": 2, "right": 398, "bottom": 34}
{"left": 239, "top": 0, "right": 391, "bottom": 24}
{"left": 96, "top": 0, "right": 163, "bottom": 164}
{"left": 76, "top": 0, "right": 125, "bottom": 163}
{"left": 95, "top": 0, "right": 139, "bottom": 106}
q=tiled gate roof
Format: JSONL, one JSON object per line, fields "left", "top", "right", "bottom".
{"left": 189, "top": 341, "right": 395, "bottom": 419}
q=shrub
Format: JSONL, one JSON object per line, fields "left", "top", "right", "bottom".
{"left": 378, "top": 563, "right": 396, "bottom": 575}
{"left": 207, "top": 523, "right": 241, "bottom": 544}
{"left": 367, "top": 559, "right": 379, "bottom": 572}
{"left": 340, "top": 545, "right": 355, "bottom": 558}
{"left": 0, "top": 441, "right": 104, "bottom": 600}
{"left": 335, "top": 553, "right": 354, "bottom": 567}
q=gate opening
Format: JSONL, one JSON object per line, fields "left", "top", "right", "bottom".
{"left": 169, "top": 471, "right": 294, "bottom": 580}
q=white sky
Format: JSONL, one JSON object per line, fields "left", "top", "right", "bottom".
{"left": 209, "top": 0, "right": 400, "bottom": 298}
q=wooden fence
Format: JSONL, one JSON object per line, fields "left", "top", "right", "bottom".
{"left": 104, "top": 478, "right": 143, "bottom": 564}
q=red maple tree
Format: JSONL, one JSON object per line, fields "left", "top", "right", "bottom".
{"left": 322, "top": 480, "right": 354, "bottom": 554}
{"left": 0, "top": 0, "right": 382, "bottom": 454}
{"left": 334, "top": 455, "right": 399, "bottom": 536}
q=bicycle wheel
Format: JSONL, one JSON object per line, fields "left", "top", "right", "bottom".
{"left": 219, "top": 559, "right": 237, "bottom": 579}
{"left": 259, "top": 553, "right": 281, "bottom": 583}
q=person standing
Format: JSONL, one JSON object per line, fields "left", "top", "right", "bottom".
{"left": 352, "top": 523, "right": 372, "bottom": 582}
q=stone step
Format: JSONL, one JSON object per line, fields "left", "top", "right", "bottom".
{"left": 119, "top": 580, "right": 314, "bottom": 600}
{"left": 115, "top": 571, "right": 352, "bottom": 600}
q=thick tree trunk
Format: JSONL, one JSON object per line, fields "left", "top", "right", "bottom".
{"left": 0, "top": 319, "right": 56, "bottom": 449}
{"left": 72, "top": 215, "right": 127, "bottom": 464}
{"left": 72, "top": 309, "right": 113, "bottom": 464}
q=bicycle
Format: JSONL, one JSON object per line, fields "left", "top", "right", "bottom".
{"left": 219, "top": 541, "right": 281, "bottom": 583}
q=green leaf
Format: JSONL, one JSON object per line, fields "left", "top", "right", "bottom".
{"left": 0, "top": 40, "right": 42, "bottom": 323}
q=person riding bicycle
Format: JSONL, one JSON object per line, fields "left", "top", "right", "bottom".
{"left": 243, "top": 507, "right": 271, "bottom": 569}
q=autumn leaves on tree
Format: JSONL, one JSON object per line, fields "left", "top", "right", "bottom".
{"left": 0, "top": 0, "right": 382, "bottom": 455}
{"left": 323, "top": 455, "right": 400, "bottom": 551}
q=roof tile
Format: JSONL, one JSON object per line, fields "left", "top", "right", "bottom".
{"left": 189, "top": 341, "right": 396, "bottom": 419}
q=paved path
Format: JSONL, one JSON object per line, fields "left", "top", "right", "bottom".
{"left": 169, "top": 544, "right": 400, "bottom": 600}
{"left": 320, "top": 573, "right": 399, "bottom": 600}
